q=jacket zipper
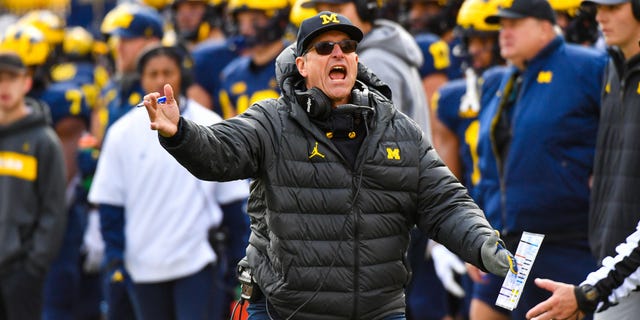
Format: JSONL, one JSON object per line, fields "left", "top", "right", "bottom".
{"left": 352, "top": 173, "right": 360, "bottom": 319}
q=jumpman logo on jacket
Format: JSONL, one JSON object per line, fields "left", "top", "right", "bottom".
{"left": 309, "top": 142, "right": 325, "bottom": 159}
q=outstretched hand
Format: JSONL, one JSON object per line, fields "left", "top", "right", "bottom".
{"left": 142, "top": 84, "right": 180, "bottom": 137}
{"left": 525, "top": 278, "right": 584, "bottom": 320}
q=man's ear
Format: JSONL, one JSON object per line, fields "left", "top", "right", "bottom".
{"left": 296, "top": 56, "right": 308, "bottom": 78}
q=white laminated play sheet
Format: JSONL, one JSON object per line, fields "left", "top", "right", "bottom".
{"left": 495, "top": 231, "right": 545, "bottom": 311}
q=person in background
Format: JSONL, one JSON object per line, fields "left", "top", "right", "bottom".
{"left": 472, "top": 0, "right": 608, "bottom": 319}
{"left": 97, "top": 3, "right": 164, "bottom": 135}
{"left": 548, "top": 0, "right": 601, "bottom": 48}
{"left": 0, "top": 17, "right": 97, "bottom": 320}
{"left": 216, "top": 0, "right": 291, "bottom": 118}
{"left": 402, "top": 0, "right": 458, "bottom": 104}
{"left": 89, "top": 45, "right": 250, "bottom": 320}
{"left": 0, "top": 51, "right": 67, "bottom": 320}
{"left": 94, "top": 4, "right": 165, "bottom": 319}
{"left": 170, "top": 0, "right": 239, "bottom": 112}
{"left": 141, "top": 11, "right": 517, "bottom": 319}
{"left": 525, "top": 1, "right": 640, "bottom": 319}
{"left": 403, "top": 0, "right": 465, "bottom": 81}
{"left": 44, "top": 25, "right": 110, "bottom": 320}
{"left": 187, "top": 0, "right": 243, "bottom": 113}
{"left": 168, "top": 0, "right": 228, "bottom": 48}
{"left": 423, "top": 1, "right": 509, "bottom": 319}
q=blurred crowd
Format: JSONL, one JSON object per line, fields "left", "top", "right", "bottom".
{"left": 0, "top": 0, "right": 611, "bottom": 319}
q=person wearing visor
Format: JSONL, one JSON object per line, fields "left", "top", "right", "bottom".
{"left": 525, "top": 1, "right": 640, "bottom": 319}
{"left": 140, "top": 11, "right": 517, "bottom": 320}
{"left": 471, "top": 0, "right": 608, "bottom": 319}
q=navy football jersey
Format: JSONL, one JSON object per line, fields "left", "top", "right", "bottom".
{"left": 415, "top": 32, "right": 451, "bottom": 79}
{"left": 50, "top": 61, "right": 110, "bottom": 110}
{"left": 218, "top": 56, "right": 280, "bottom": 118}
{"left": 191, "top": 38, "right": 241, "bottom": 117}
{"left": 36, "top": 81, "right": 91, "bottom": 127}
{"left": 434, "top": 66, "right": 508, "bottom": 197}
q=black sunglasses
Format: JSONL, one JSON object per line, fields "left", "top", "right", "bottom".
{"left": 305, "top": 39, "right": 358, "bottom": 56}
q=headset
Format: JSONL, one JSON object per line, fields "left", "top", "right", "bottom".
{"left": 354, "top": 0, "right": 380, "bottom": 22}
{"left": 294, "top": 80, "right": 374, "bottom": 121}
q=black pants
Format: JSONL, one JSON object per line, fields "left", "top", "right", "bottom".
{"left": 0, "top": 269, "right": 45, "bottom": 320}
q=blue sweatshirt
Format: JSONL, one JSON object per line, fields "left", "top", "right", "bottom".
{"left": 476, "top": 37, "right": 607, "bottom": 238}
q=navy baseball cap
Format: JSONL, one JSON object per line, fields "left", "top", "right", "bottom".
{"left": 485, "top": 0, "right": 556, "bottom": 25}
{"left": 0, "top": 52, "right": 26, "bottom": 74}
{"left": 296, "top": 11, "right": 363, "bottom": 56}
{"left": 110, "top": 6, "right": 164, "bottom": 39}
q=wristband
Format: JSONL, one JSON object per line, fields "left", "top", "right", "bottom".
{"left": 575, "top": 284, "right": 600, "bottom": 314}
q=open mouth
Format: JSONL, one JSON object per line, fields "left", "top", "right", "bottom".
{"left": 329, "top": 66, "right": 346, "bottom": 80}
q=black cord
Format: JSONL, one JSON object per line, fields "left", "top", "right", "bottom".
{"left": 230, "top": 299, "right": 243, "bottom": 320}
{"left": 280, "top": 209, "right": 353, "bottom": 320}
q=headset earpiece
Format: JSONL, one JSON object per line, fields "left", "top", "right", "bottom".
{"left": 351, "top": 84, "right": 370, "bottom": 108}
{"left": 295, "top": 81, "right": 374, "bottom": 122}
{"left": 295, "top": 87, "right": 333, "bottom": 120}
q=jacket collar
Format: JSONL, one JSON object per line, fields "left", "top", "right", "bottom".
{"left": 275, "top": 44, "right": 395, "bottom": 138}
{"left": 607, "top": 46, "right": 640, "bottom": 80}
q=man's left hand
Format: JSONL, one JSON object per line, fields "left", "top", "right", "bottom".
{"left": 480, "top": 230, "right": 518, "bottom": 277}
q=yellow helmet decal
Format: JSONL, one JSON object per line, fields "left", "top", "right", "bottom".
{"left": 548, "top": 0, "right": 581, "bottom": 12}
{"left": 101, "top": 4, "right": 138, "bottom": 35}
{"left": 289, "top": 0, "right": 317, "bottom": 28}
{"left": 63, "top": 26, "right": 94, "bottom": 57}
{"left": 228, "top": 0, "right": 289, "bottom": 16}
{"left": 0, "top": 24, "right": 50, "bottom": 67}
{"left": 17, "top": 10, "right": 66, "bottom": 45}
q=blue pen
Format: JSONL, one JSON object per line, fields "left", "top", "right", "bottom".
{"left": 136, "top": 96, "right": 166, "bottom": 107}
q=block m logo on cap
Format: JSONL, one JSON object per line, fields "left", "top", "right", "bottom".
{"left": 320, "top": 13, "right": 340, "bottom": 25}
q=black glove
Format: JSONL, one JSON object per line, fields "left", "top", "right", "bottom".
{"left": 481, "top": 230, "right": 518, "bottom": 277}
